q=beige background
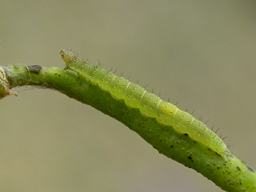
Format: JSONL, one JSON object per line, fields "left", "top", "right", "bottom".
{"left": 1, "top": 1, "right": 256, "bottom": 192}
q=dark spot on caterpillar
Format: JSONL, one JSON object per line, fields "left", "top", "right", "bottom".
{"left": 28, "top": 65, "right": 42, "bottom": 75}
{"left": 247, "top": 165, "right": 254, "bottom": 172}
{"left": 236, "top": 166, "right": 241, "bottom": 171}
{"left": 184, "top": 133, "right": 188, "bottom": 137}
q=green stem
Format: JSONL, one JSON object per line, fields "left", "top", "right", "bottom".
{"left": 0, "top": 64, "right": 255, "bottom": 192}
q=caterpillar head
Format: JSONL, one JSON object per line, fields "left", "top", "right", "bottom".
{"left": 59, "top": 50, "right": 77, "bottom": 64}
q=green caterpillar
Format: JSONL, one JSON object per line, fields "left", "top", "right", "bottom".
{"left": 59, "top": 50, "right": 230, "bottom": 159}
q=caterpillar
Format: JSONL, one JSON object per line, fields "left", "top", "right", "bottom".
{"left": 59, "top": 50, "right": 230, "bottom": 159}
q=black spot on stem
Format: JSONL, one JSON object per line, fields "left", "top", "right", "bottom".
{"left": 188, "top": 154, "right": 194, "bottom": 163}
{"left": 28, "top": 65, "right": 42, "bottom": 75}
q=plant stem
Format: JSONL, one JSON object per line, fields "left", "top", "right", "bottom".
{"left": 0, "top": 63, "right": 255, "bottom": 192}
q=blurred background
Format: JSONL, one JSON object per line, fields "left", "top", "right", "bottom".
{"left": 1, "top": 1, "right": 256, "bottom": 192}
